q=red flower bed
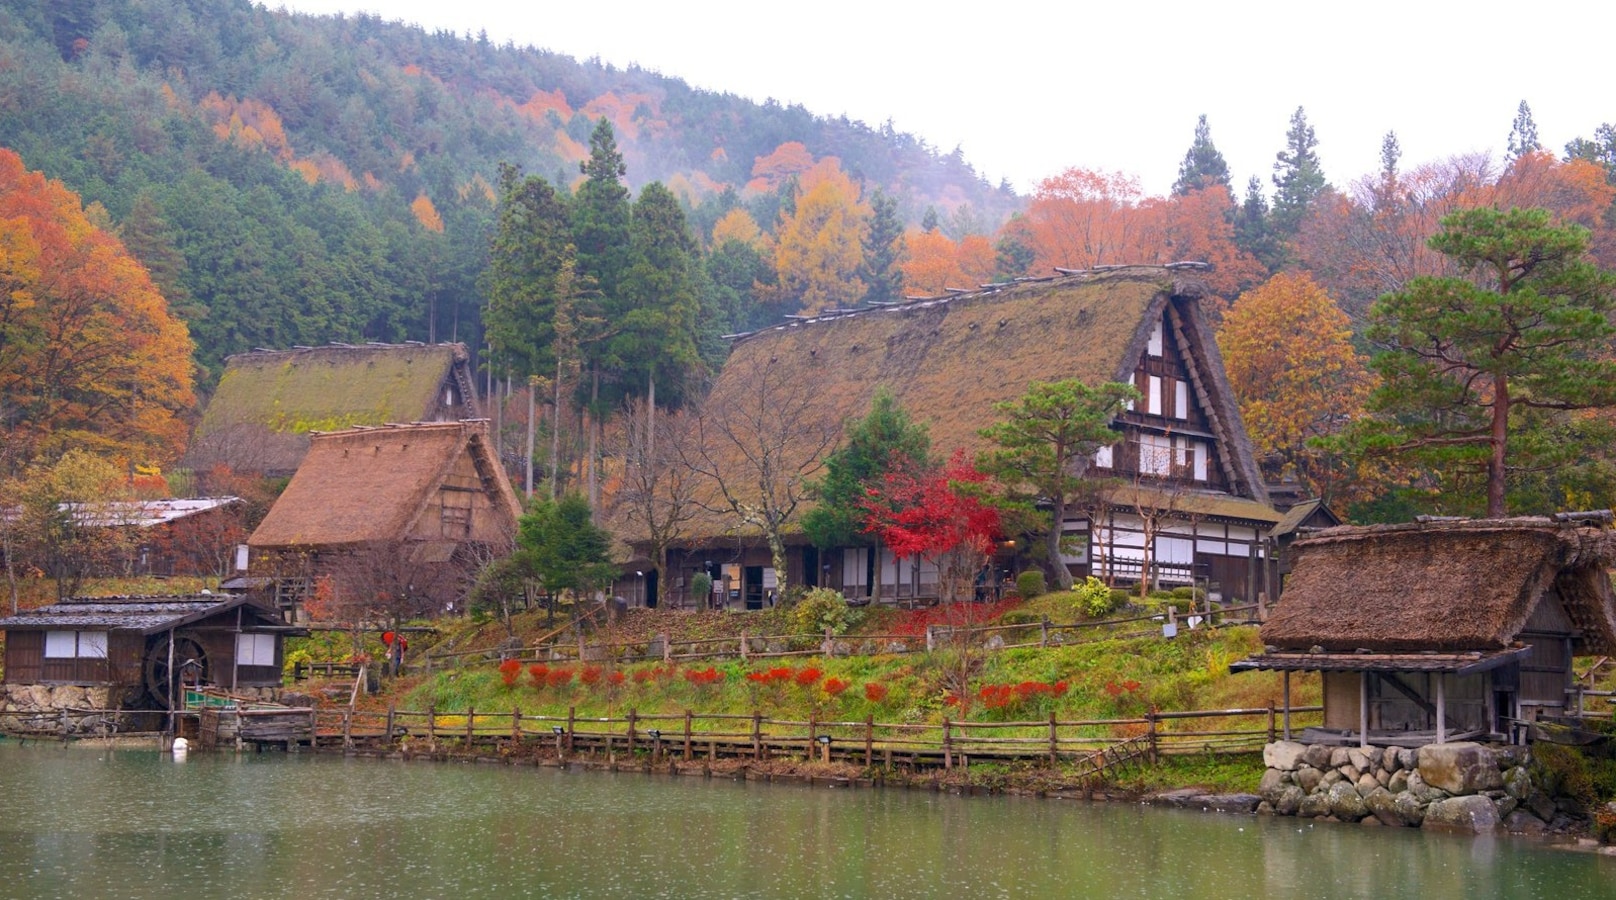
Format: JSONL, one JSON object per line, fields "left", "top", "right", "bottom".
{"left": 683, "top": 666, "right": 724, "bottom": 686}
{"left": 887, "top": 598, "right": 1023, "bottom": 638}
{"left": 793, "top": 667, "right": 823, "bottom": 687}
{"left": 578, "top": 665, "right": 603, "bottom": 686}
{"left": 608, "top": 671, "right": 626, "bottom": 686}
{"left": 745, "top": 666, "right": 795, "bottom": 685}
{"left": 864, "top": 682, "right": 889, "bottom": 702}
{"left": 545, "top": 667, "right": 575, "bottom": 687}
{"left": 823, "top": 677, "right": 850, "bottom": 696}
{"left": 528, "top": 663, "right": 550, "bottom": 688}
{"left": 498, "top": 658, "right": 522, "bottom": 687}
{"left": 976, "top": 679, "right": 1070, "bottom": 711}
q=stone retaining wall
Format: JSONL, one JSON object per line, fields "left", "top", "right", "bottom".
{"left": 1258, "top": 740, "right": 1574, "bottom": 834}
{"left": 0, "top": 683, "right": 286, "bottom": 736}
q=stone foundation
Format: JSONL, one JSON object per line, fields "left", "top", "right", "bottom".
{"left": 0, "top": 683, "right": 288, "bottom": 736}
{"left": 1258, "top": 740, "right": 1571, "bottom": 834}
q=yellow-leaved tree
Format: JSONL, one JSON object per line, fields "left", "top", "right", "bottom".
{"left": 770, "top": 159, "right": 868, "bottom": 315}
{"left": 1217, "top": 272, "right": 1374, "bottom": 503}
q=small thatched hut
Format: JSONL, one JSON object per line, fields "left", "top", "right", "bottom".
{"left": 1233, "top": 517, "right": 1616, "bottom": 745}
{"left": 652, "top": 265, "right": 1279, "bottom": 608}
{"left": 188, "top": 342, "right": 480, "bottom": 477}
{"left": 248, "top": 420, "right": 521, "bottom": 618}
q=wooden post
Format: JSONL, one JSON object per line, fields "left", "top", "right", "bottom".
{"left": 309, "top": 708, "right": 319, "bottom": 750}
{"left": 627, "top": 708, "right": 638, "bottom": 754}
{"left": 427, "top": 704, "right": 435, "bottom": 746}
{"left": 663, "top": 638, "right": 672, "bottom": 665}
{"left": 1145, "top": 711, "right": 1158, "bottom": 764}
{"left": 1435, "top": 675, "right": 1446, "bottom": 745}
{"left": 1257, "top": 591, "right": 1268, "bottom": 623}
{"left": 864, "top": 716, "right": 874, "bottom": 767}
{"left": 566, "top": 706, "right": 576, "bottom": 754}
{"left": 1282, "top": 671, "right": 1292, "bottom": 740}
{"left": 943, "top": 719, "right": 953, "bottom": 771}
{"left": 342, "top": 709, "right": 353, "bottom": 749}
{"left": 752, "top": 710, "right": 762, "bottom": 760}
{"left": 684, "top": 710, "right": 693, "bottom": 761}
{"left": 512, "top": 708, "right": 521, "bottom": 741}
{"left": 1359, "top": 672, "right": 1369, "bottom": 749}
{"left": 807, "top": 711, "right": 817, "bottom": 761}
{"left": 466, "top": 707, "right": 475, "bottom": 744}
{"left": 926, "top": 625, "right": 936, "bottom": 654}
{"left": 1040, "top": 618, "right": 1049, "bottom": 648}
{"left": 385, "top": 702, "right": 396, "bottom": 743}
{"left": 1266, "top": 702, "right": 1276, "bottom": 743}
{"left": 1048, "top": 712, "right": 1058, "bottom": 763}
{"left": 740, "top": 631, "right": 749, "bottom": 661}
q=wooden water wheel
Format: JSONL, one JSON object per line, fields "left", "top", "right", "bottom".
{"left": 143, "top": 634, "right": 207, "bottom": 709}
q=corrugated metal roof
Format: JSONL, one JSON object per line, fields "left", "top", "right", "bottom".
{"left": 63, "top": 497, "right": 241, "bottom": 528}
{"left": 0, "top": 595, "right": 282, "bottom": 634}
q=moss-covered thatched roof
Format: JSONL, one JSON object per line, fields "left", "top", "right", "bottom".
{"left": 674, "top": 266, "right": 1269, "bottom": 541}
{"left": 249, "top": 421, "right": 519, "bottom": 550}
{"left": 1259, "top": 518, "right": 1616, "bottom": 655}
{"left": 193, "top": 343, "right": 475, "bottom": 474}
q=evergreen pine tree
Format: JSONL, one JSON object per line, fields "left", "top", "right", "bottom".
{"left": 1270, "top": 106, "right": 1328, "bottom": 240}
{"left": 482, "top": 163, "right": 573, "bottom": 380}
{"left": 861, "top": 188, "right": 905, "bottom": 304}
{"left": 1506, "top": 100, "right": 1542, "bottom": 162}
{"left": 1173, "top": 114, "right": 1232, "bottom": 195}
{"left": 572, "top": 118, "right": 632, "bottom": 307}
{"left": 1234, "top": 176, "right": 1282, "bottom": 274}
{"left": 612, "top": 181, "right": 704, "bottom": 408}
{"left": 920, "top": 205, "right": 940, "bottom": 233}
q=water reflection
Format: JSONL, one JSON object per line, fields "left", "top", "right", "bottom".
{"left": 0, "top": 742, "right": 1609, "bottom": 898}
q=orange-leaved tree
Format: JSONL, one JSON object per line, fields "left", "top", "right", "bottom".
{"left": 1217, "top": 272, "right": 1374, "bottom": 503}
{"left": 769, "top": 158, "right": 868, "bottom": 315}
{"left": 0, "top": 149, "right": 195, "bottom": 466}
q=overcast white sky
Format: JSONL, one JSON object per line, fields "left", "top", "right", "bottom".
{"left": 274, "top": 0, "right": 1616, "bottom": 197}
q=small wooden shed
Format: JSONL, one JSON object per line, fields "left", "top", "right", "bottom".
{"left": 1232, "top": 517, "right": 1616, "bottom": 745}
{"left": 0, "top": 594, "right": 298, "bottom": 712}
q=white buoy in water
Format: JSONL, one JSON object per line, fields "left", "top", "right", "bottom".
{"left": 172, "top": 737, "right": 189, "bottom": 759}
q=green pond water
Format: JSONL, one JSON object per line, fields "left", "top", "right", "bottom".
{"left": 0, "top": 741, "right": 1611, "bottom": 899}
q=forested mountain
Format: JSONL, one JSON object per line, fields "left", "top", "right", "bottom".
{"left": 0, "top": 0, "right": 1016, "bottom": 381}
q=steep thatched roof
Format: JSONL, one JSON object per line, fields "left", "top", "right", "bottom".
{"left": 676, "top": 266, "right": 1269, "bottom": 541}
{"left": 249, "top": 420, "right": 520, "bottom": 550}
{"left": 1259, "top": 518, "right": 1616, "bottom": 655}
{"left": 191, "top": 343, "right": 477, "bottom": 474}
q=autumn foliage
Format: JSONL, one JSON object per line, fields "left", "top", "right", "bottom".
{"left": 0, "top": 149, "right": 195, "bottom": 465}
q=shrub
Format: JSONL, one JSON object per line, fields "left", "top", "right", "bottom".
{"left": 1071, "top": 576, "right": 1114, "bottom": 618}
{"left": 999, "top": 610, "right": 1042, "bottom": 626}
{"left": 794, "top": 667, "right": 823, "bottom": 687}
{"left": 864, "top": 682, "right": 889, "bottom": 703}
{"left": 683, "top": 666, "right": 724, "bottom": 687}
{"left": 791, "top": 588, "right": 851, "bottom": 635}
{"left": 823, "top": 677, "right": 850, "bottom": 697}
{"left": 578, "top": 665, "right": 603, "bottom": 686}
{"left": 527, "top": 663, "right": 549, "bottom": 688}
{"left": 1169, "top": 586, "right": 1206, "bottom": 602}
{"left": 545, "top": 667, "right": 574, "bottom": 688}
{"left": 691, "top": 572, "right": 713, "bottom": 605}
{"left": 1109, "top": 588, "right": 1132, "bottom": 608}
{"left": 498, "top": 658, "right": 522, "bottom": 688}
{"left": 1015, "top": 570, "right": 1046, "bottom": 600}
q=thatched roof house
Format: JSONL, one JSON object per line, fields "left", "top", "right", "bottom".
{"left": 657, "top": 265, "right": 1280, "bottom": 608}
{"left": 1233, "top": 517, "right": 1616, "bottom": 744}
{"left": 188, "top": 342, "right": 479, "bottom": 476}
{"left": 0, "top": 594, "right": 299, "bottom": 715}
{"left": 249, "top": 420, "right": 520, "bottom": 617}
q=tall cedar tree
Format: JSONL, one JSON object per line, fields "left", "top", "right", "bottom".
{"left": 1234, "top": 176, "right": 1283, "bottom": 273}
{"left": 482, "top": 164, "right": 572, "bottom": 379}
{"left": 612, "top": 181, "right": 703, "bottom": 409}
{"left": 862, "top": 189, "right": 906, "bottom": 304}
{"left": 1507, "top": 101, "right": 1542, "bottom": 162}
{"left": 573, "top": 119, "right": 633, "bottom": 388}
{"left": 1173, "top": 115, "right": 1232, "bottom": 196}
{"left": 802, "top": 391, "right": 931, "bottom": 603}
{"left": 1270, "top": 107, "right": 1328, "bottom": 242}
{"left": 977, "top": 379, "right": 1139, "bottom": 590}
{"left": 1359, "top": 207, "right": 1616, "bottom": 517}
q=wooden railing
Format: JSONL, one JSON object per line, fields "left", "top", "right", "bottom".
{"left": 309, "top": 702, "right": 1324, "bottom": 768}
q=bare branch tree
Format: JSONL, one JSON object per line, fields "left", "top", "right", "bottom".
{"left": 609, "top": 399, "right": 701, "bottom": 607}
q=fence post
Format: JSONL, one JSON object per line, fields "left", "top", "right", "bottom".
{"left": 385, "top": 702, "right": 395, "bottom": 743}
{"left": 1257, "top": 592, "right": 1268, "bottom": 623}
{"left": 824, "top": 627, "right": 835, "bottom": 657}
{"left": 1048, "top": 712, "right": 1058, "bottom": 763}
{"left": 925, "top": 625, "right": 936, "bottom": 654}
{"left": 807, "top": 711, "right": 817, "bottom": 760}
{"left": 684, "top": 709, "right": 693, "bottom": 761}
{"left": 342, "top": 708, "right": 353, "bottom": 749}
{"left": 943, "top": 719, "right": 953, "bottom": 770}
{"left": 740, "top": 631, "right": 749, "bottom": 661}
{"left": 1041, "top": 618, "right": 1049, "bottom": 648}
{"left": 566, "top": 706, "right": 576, "bottom": 754}
{"left": 512, "top": 707, "right": 521, "bottom": 741}
{"left": 426, "top": 704, "right": 435, "bottom": 747}
{"left": 663, "top": 638, "right": 672, "bottom": 665}
{"left": 1266, "top": 703, "right": 1276, "bottom": 743}
{"left": 1146, "top": 711, "right": 1158, "bottom": 764}
{"left": 865, "top": 716, "right": 874, "bottom": 767}
{"left": 627, "top": 709, "right": 638, "bottom": 754}
{"left": 752, "top": 710, "right": 763, "bottom": 760}
{"left": 466, "top": 707, "right": 475, "bottom": 744}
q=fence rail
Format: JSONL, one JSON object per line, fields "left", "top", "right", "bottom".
{"left": 305, "top": 702, "right": 1324, "bottom": 770}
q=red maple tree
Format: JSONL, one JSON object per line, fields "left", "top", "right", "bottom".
{"left": 859, "top": 450, "right": 1003, "bottom": 603}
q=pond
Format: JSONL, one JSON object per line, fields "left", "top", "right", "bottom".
{"left": 0, "top": 741, "right": 1610, "bottom": 898}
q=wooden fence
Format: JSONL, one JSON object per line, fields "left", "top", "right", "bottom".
{"left": 308, "top": 702, "right": 1323, "bottom": 769}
